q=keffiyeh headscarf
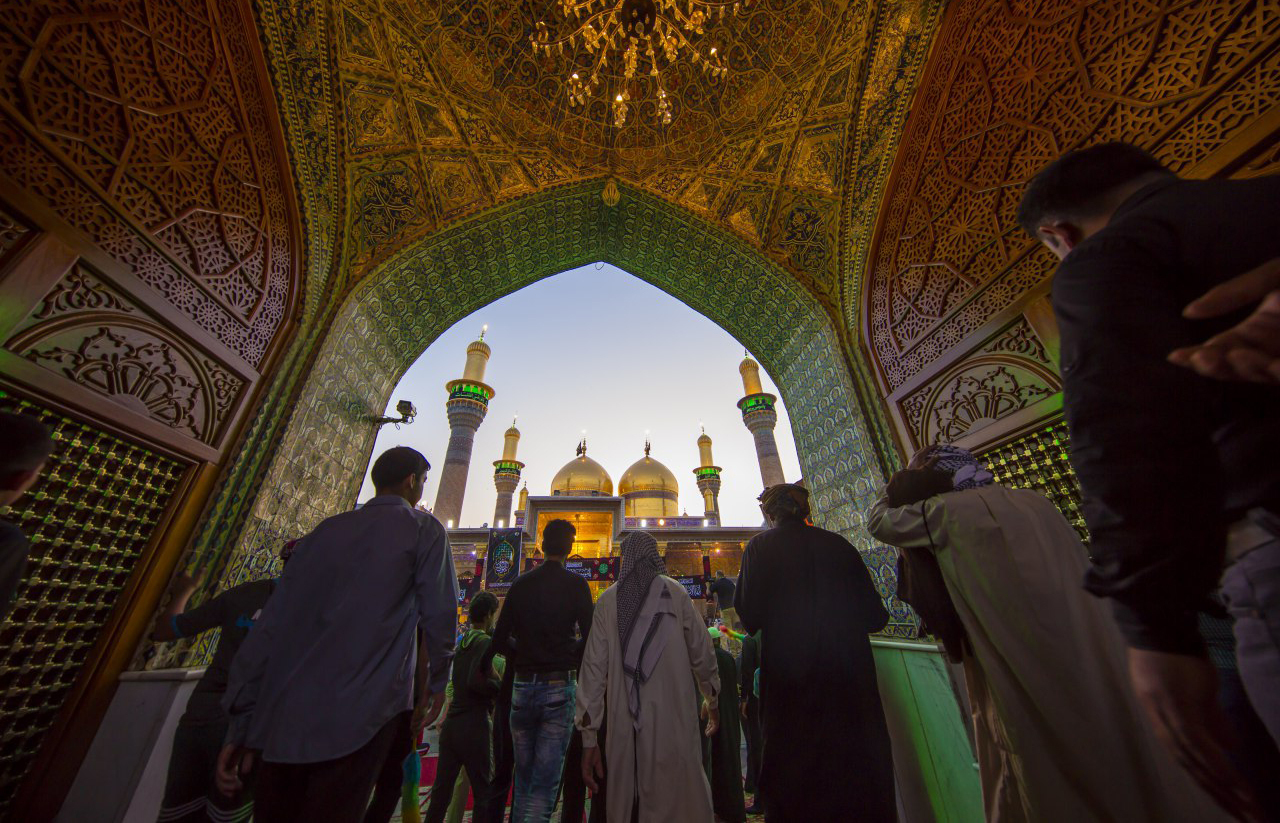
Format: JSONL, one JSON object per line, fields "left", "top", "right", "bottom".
{"left": 926, "top": 445, "right": 994, "bottom": 491}
{"left": 758, "top": 483, "right": 811, "bottom": 522}
{"left": 617, "top": 531, "right": 673, "bottom": 729}
{"left": 617, "top": 531, "right": 667, "bottom": 654}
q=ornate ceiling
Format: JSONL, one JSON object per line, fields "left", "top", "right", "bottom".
{"left": 325, "top": 0, "right": 938, "bottom": 319}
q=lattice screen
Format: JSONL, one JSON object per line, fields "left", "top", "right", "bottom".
{"left": 981, "top": 420, "right": 1088, "bottom": 543}
{"left": 0, "top": 390, "right": 185, "bottom": 812}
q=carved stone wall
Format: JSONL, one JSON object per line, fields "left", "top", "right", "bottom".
{"left": 864, "top": 0, "right": 1280, "bottom": 452}
{"left": 0, "top": 0, "right": 301, "bottom": 812}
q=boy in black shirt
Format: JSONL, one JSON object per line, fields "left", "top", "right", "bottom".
{"left": 151, "top": 541, "right": 292, "bottom": 822}
{"left": 423, "top": 591, "right": 502, "bottom": 823}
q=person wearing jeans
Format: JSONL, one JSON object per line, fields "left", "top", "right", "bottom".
{"left": 510, "top": 673, "right": 576, "bottom": 820}
{"left": 482, "top": 519, "right": 594, "bottom": 823}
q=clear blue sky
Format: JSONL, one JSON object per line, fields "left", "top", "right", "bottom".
{"left": 357, "top": 263, "right": 802, "bottom": 526}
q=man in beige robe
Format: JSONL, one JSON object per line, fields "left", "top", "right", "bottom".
{"left": 575, "top": 531, "right": 720, "bottom": 823}
{"left": 868, "top": 445, "right": 1234, "bottom": 823}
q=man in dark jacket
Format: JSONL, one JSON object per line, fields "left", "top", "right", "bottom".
{"left": 1019, "top": 142, "right": 1279, "bottom": 818}
{"left": 423, "top": 591, "right": 502, "bottom": 823}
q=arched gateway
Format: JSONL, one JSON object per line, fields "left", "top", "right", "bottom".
{"left": 211, "top": 182, "right": 897, "bottom": 618}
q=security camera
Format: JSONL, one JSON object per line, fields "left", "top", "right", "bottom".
{"left": 369, "top": 398, "right": 418, "bottom": 428}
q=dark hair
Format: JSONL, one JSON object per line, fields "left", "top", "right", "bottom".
{"left": 469, "top": 590, "right": 499, "bottom": 624}
{"left": 542, "top": 519, "right": 576, "bottom": 557}
{"left": 886, "top": 468, "right": 955, "bottom": 509}
{"left": 1017, "top": 142, "right": 1169, "bottom": 236}
{"left": 370, "top": 446, "right": 429, "bottom": 490}
{"left": 0, "top": 413, "right": 54, "bottom": 480}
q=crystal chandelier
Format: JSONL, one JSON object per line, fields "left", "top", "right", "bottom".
{"left": 532, "top": 0, "right": 747, "bottom": 128}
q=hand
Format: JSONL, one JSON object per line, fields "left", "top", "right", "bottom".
{"left": 740, "top": 699, "right": 749, "bottom": 722}
{"left": 703, "top": 704, "right": 719, "bottom": 737}
{"left": 215, "top": 744, "right": 255, "bottom": 797}
{"left": 172, "top": 570, "right": 204, "bottom": 595}
{"left": 582, "top": 745, "right": 605, "bottom": 793}
{"left": 905, "top": 450, "right": 941, "bottom": 471}
{"left": 1169, "top": 258, "right": 1280, "bottom": 383}
{"left": 1127, "top": 648, "right": 1263, "bottom": 821}
{"left": 414, "top": 690, "right": 447, "bottom": 733}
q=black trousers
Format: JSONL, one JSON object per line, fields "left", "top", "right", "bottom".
{"left": 742, "top": 696, "right": 763, "bottom": 796}
{"left": 480, "top": 698, "right": 514, "bottom": 823}
{"left": 425, "top": 710, "right": 493, "bottom": 823}
{"left": 256, "top": 711, "right": 408, "bottom": 823}
{"left": 559, "top": 725, "right": 606, "bottom": 823}
{"left": 363, "top": 713, "right": 415, "bottom": 823}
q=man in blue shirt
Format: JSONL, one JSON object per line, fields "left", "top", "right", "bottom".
{"left": 216, "top": 447, "right": 459, "bottom": 822}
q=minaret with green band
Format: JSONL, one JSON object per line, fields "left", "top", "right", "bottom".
{"left": 492, "top": 419, "right": 524, "bottom": 527}
{"left": 433, "top": 329, "right": 494, "bottom": 525}
{"left": 738, "top": 354, "right": 785, "bottom": 490}
{"left": 694, "top": 427, "right": 722, "bottom": 524}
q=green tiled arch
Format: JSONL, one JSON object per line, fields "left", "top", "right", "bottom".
{"left": 207, "top": 181, "right": 911, "bottom": 636}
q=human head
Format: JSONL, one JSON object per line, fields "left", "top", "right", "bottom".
{"left": 542, "top": 518, "right": 576, "bottom": 559}
{"left": 758, "top": 483, "right": 810, "bottom": 526}
{"left": 620, "top": 530, "right": 664, "bottom": 578}
{"left": 715, "top": 570, "right": 725, "bottom": 579}
{"left": 1018, "top": 142, "right": 1172, "bottom": 260}
{"left": 370, "top": 446, "right": 430, "bottom": 505}
{"left": 925, "top": 444, "right": 995, "bottom": 490}
{"left": 0, "top": 413, "right": 54, "bottom": 508}
{"left": 468, "top": 590, "right": 499, "bottom": 631}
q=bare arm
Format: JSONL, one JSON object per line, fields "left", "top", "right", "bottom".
{"left": 150, "top": 571, "right": 204, "bottom": 642}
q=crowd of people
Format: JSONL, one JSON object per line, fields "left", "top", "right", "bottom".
{"left": 0, "top": 140, "right": 1276, "bottom": 822}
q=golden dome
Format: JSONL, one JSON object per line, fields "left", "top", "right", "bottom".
{"left": 619, "top": 443, "right": 679, "bottom": 518}
{"left": 618, "top": 456, "right": 679, "bottom": 496}
{"left": 550, "top": 442, "right": 613, "bottom": 496}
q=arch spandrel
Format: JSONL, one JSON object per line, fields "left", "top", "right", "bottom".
{"left": 861, "top": 0, "right": 1280, "bottom": 454}
{"left": 185, "top": 181, "right": 914, "bottom": 670}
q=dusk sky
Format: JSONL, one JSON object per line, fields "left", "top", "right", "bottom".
{"left": 357, "top": 263, "right": 802, "bottom": 527}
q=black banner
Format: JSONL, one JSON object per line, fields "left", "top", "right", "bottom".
{"left": 564, "top": 557, "right": 620, "bottom": 582}
{"left": 673, "top": 575, "right": 708, "bottom": 600}
{"left": 483, "top": 528, "right": 524, "bottom": 590}
{"left": 525, "top": 556, "right": 620, "bottom": 582}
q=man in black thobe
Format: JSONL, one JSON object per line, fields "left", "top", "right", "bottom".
{"left": 735, "top": 484, "right": 893, "bottom": 823}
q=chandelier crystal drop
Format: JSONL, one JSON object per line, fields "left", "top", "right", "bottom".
{"left": 532, "top": 0, "right": 746, "bottom": 128}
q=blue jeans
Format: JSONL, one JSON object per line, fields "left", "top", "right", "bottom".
{"left": 509, "top": 675, "right": 576, "bottom": 823}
